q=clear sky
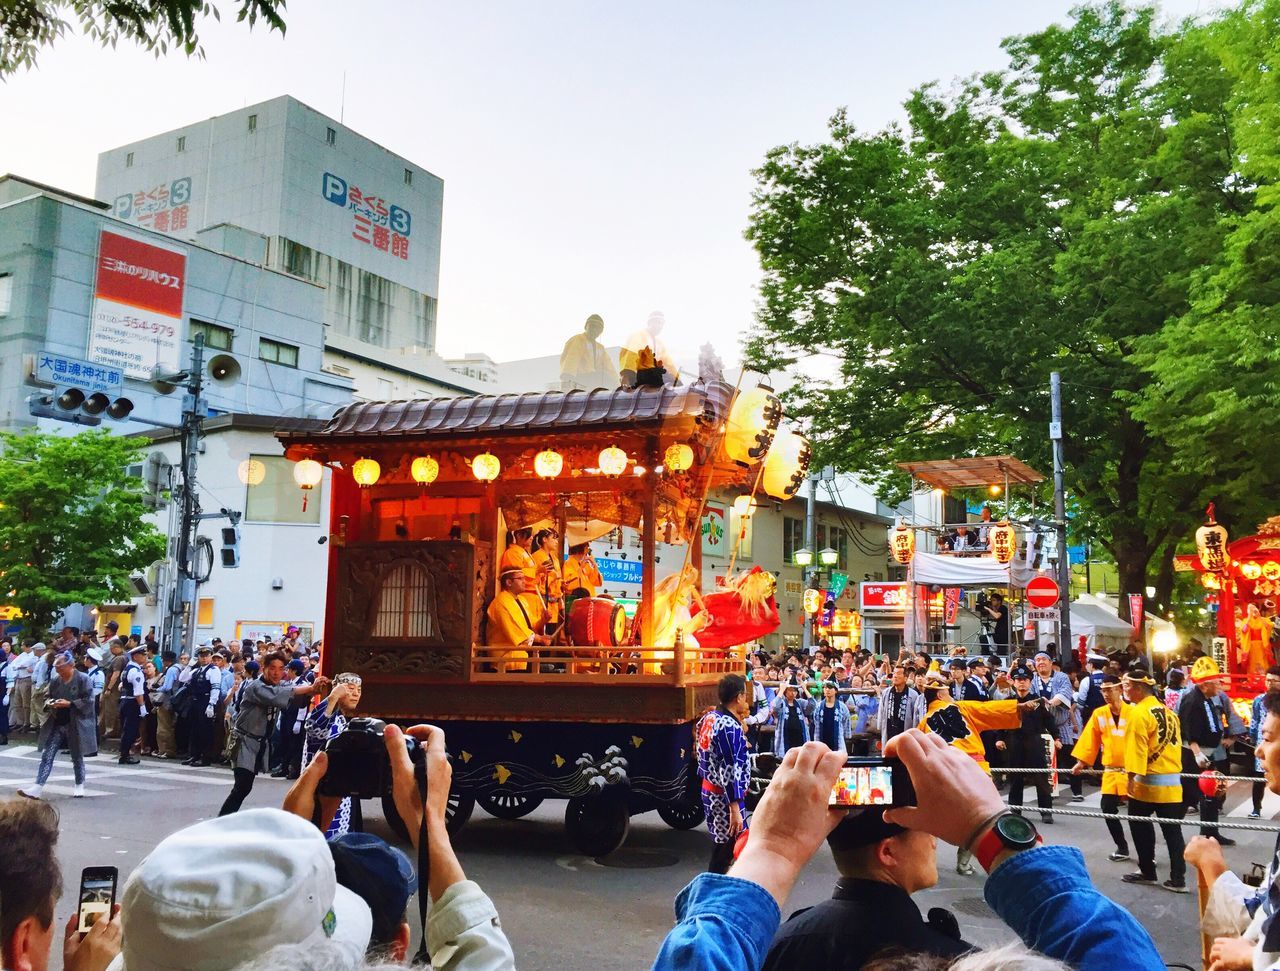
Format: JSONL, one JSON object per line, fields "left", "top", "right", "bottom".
{"left": 0, "top": 1, "right": 1220, "bottom": 377}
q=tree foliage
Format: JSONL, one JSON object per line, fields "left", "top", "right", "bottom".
{"left": 0, "top": 430, "right": 166, "bottom": 635}
{"left": 0, "top": 0, "right": 286, "bottom": 75}
{"left": 744, "top": 2, "right": 1279, "bottom": 609}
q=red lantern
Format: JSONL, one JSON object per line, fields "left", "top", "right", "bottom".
{"left": 1198, "top": 770, "right": 1226, "bottom": 800}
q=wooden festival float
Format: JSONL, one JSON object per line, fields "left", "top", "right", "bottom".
{"left": 1178, "top": 508, "right": 1280, "bottom": 700}
{"left": 278, "top": 378, "right": 808, "bottom": 855}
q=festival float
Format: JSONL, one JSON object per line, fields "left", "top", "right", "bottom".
{"left": 1177, "top": 507, "right": 1280, "bottom": 704}
{"left": 278, "top": 378, "right": 802, "bottom": 855}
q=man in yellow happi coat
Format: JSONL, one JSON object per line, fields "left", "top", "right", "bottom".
{"left": 1120, "top": 666, "right": 1187, "bottom": 893}
{"left": 1071, "top": 674, "right": 1131, "bottom": 862}
{"left": 487, "top": 568, "right": 550, "bottom": 673}
{"left": 917, "top": 671, "right": 1029, "bottom": 875}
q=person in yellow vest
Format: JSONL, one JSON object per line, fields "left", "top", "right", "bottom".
{"left": 917, "top": 671, "right": 1032, "bottom": 874}
{"left": 1120, "top": 665, "right": 1187, "bottom": 893}
{"left": 563, "top": 543, "right": 603, "bottom": 599}
{"left": 1070, "top": 674, "right": 1131, "bottom": 862}
{"left": 486, "top": 568, "right": 550, "bottom": 673}
{"left": 531, "top": 528, "right": 564, "bottom": 629}
{"left": 1239, "top": 604, "right": 1275, "bottom": 677}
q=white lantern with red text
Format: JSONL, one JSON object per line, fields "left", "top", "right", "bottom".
{"left": 888, "top": 521, "right": 915, "bottom": 565}
{"left": 989, "top": 521, "right": 1017, "bottom": 564}
{"left": 1196, "top": 506, "right": 1229, "bottom": 573}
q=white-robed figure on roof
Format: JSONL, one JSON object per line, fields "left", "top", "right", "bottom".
{"left": 619, "top": 310, "right": 676, "bottom": 388}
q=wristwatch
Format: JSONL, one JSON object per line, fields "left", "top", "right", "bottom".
{"left": 973, "top": 812, "right": 1042, "bottom": 872}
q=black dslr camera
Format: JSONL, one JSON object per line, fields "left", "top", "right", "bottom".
{"left": 319, "top": 717, "right": 424, "bottom": 800}
{"left": 975, "top": 590, "right": 991, "bottom": 612}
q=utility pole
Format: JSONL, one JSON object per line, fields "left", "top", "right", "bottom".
{"left": 801, "top": 471, "right": 817, "bottom": 656}
{"left": 166, "top": 335, "right": 207, "bottom": 656}
{"left": 1050, "top": 372, "right": 1072, "bottom": 665}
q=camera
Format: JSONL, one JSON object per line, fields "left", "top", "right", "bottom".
{"left": 319, "top": 717, "right": 425, "bottom": 800}
{"left": 975, "top": 590, "right": 991, "bottom": 612}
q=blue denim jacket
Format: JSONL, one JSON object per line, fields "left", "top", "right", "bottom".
{"left": 652, "top": 845, "right": 1162, "bottom": 971}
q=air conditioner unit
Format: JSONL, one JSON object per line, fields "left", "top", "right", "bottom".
{"left": 128, "top": 573, "right": 151, "bottom": 596}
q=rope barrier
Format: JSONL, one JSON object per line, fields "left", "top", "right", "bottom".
{"left": 999, "top": 804, "right": 1280, "bottom": 834}
{"left": 990, "top": 766, "right": 1261, "bottom": 783}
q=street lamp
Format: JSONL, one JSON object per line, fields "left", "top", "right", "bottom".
{"left": 819, "top": 547, "right": 839, "bottom": 568}
{"left": 1153, "top": 628, "right": 1179, "bottom": 653}
{"left": 793, "top": 547, "right": 814, "bottom": 568}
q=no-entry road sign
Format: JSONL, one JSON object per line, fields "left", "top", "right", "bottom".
{"left": 1025, "top": 575, "right": 1061, "bottom": 609}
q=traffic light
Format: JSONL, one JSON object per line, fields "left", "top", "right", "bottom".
{"left": 27, "top": 388, "right": 134, "bottom": 425}
{"left": 220, "top": 524, "right": 240, "bottom": 569}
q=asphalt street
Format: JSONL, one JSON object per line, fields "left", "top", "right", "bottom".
{"left": 4, "top": 739, "right": 1272, "bottom": 970}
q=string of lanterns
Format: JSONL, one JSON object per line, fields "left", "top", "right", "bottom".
{"left": 283, "top": 381, "right": 812, "bottom": 499}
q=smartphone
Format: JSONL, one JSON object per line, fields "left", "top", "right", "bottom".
{"left": 77, "top": 866, "right": 117, "bottom": 934}
{"left": 828, "top": 757, "right": 916, "bottom": 809}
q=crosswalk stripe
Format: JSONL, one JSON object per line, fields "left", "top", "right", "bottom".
{"left": 0, "top": 748, "right": 233, "bottom": 786}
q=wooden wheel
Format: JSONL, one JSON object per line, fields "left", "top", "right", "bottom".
{"left": 657, "top": 798, "right": 705, "bottom": 830}
{"left": 381, "top": 788, "right": 475, "bottom": 840}
{"left": 477, "top": 792, "right": 544, "bottom": 820}
{"left": 565, "top": 794, "right": 630, "bottom": 857}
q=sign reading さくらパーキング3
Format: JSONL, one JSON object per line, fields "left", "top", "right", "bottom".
{"left": 321, "top": 172, "right": 412, "bottom": 261}
{"left": 87, "top": 230, "right": 187, "bottom": 379}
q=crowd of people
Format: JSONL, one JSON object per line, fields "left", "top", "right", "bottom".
{"left": 2, "top": 616, "right": 1275, "bottom": 971}
{"left": 0, "top": 624, "right": 332, "bottom": 800}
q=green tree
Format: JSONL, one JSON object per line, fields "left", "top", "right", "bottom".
{"left": 1131, "top": 0, "right": 1280, "bottom": 540}
{"left": 0, "top": 430, "right": 166, "bottom": 635}
{"left": 744, "top": 2, "right": 1266, "bottom": 617}
{"left": 0, "top": 0, "right": 286, "bottom": 75}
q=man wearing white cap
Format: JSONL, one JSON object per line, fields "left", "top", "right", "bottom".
{"left": 84, "top": 647, "right": 107, "bottom": 758}
{"left": 19, "top": 651, "right": 94, "bottom": 799}
{"left": 105, "top": 808, "right": 373, "bottom": 971}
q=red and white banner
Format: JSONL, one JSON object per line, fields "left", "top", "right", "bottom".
{"left": 88, "top": 230, "right": 186, "bottom": 379}
{"left": 1127, "top": 593, "right": 1145, "bottom": 635}
{"left": 943, "top": 587, "right": 961, "bottom": 626}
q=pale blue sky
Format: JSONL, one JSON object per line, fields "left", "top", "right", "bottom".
{"left": 0, "top": 1, "right": 1221, "bottom": 373}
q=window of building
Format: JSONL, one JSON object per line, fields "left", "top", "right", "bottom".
{"left": 244, "top": 454, "right": 322, "bottom": 525}
{"left": 404, "top": 168, "right": 413, "bottom": 186}
{"left": 197, "top": 598, "right": 215, "bottom": 628}
{"left": 0, "top": 274, "right": 11, "bottom": 317}
{"left": 177, "top": 135, "right": 186, "bottom": 152}
{"left": 372, "top": 560, "right": 440, "bottom": 639}
{"left": 188, "top": 320, "right": 233, "bottom": 351}
{"left": 326, "top": 126, "right": 336, "bottom": 146}
{"left": 259, "top": 337, "right": 299, "bottom": 368}
{"left": 815, "top": 524, "right": 849, "bottom": 569}
{"left": 783, "top": 516, "right": 805, "bottom": 564}
{"left": 125, "top": 152, "right": 134, "bottom": 168}
{"left": 248, "top": 114, "right": 258, "bottom": 133}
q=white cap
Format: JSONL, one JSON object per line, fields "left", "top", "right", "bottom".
{"left": 32, "top": 641, "right": 46, "bottom": 651}
{"left": 88, "top": 647, "right": 105, "bottom": 663}
{"left": 119, "top": 808, "right": 372, "bottom": 971}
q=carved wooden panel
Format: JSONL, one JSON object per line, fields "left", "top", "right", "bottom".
{"left": 334, "top": 541, "right": 476, "bottom": 680}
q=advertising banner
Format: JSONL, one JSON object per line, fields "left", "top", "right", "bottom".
{"left": 88, "top": 230, "right": 186, "bottom": 379}
{"left": 702, "top": 503, "right": 728, "bottom": 557}
{"left": 596, "top": 557, "right": 643, "bottom": 586}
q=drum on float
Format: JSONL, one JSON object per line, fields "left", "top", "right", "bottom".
{"left": 567, "top": 597, "right": 627, "bottom": 647}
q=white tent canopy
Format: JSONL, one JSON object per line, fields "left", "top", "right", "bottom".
{"left": 909, "top": 550, "right": 1038, "bottom": 589}
{"left": 1068, "top": 599, "right": 1135, "bottom": 655}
